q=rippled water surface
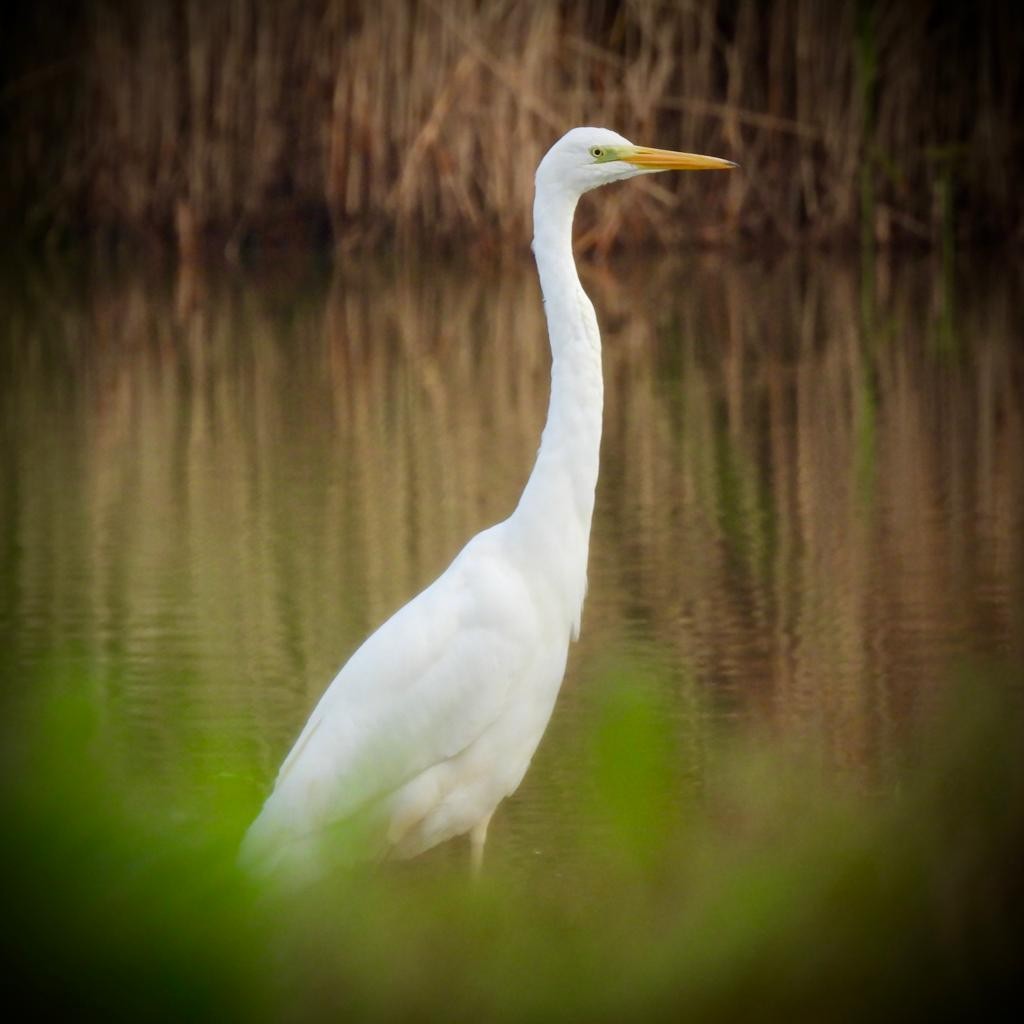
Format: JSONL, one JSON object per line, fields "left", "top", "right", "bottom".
{"left": 2, "top": 252, "right": 1021, "bottom": 860}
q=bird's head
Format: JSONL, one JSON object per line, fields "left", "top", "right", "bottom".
{"left": 536, "top": 126, "right": 736, "bottom": 197}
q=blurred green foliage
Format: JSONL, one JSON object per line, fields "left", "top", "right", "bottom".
{"left": 2, "top": 660, "right": 1021, "bottom": 1022}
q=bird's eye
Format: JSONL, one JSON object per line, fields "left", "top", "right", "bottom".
{"left": 589, "top": 146, "right": 604, "bottom": 159}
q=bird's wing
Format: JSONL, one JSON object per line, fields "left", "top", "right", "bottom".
{"left": 251, "top": 529, "right": 535, "bottom": 845}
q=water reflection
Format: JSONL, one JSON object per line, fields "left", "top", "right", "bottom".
{"left": 1, "top": 253, "right": 1021, "bottom": 849}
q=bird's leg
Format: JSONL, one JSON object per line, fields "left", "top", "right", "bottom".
{"left": 470, "top": 813, "right": 493, "bottom": 879}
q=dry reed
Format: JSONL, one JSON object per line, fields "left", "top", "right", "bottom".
{"left": 1, "top": 1, "right": 1021, "bottom": 256}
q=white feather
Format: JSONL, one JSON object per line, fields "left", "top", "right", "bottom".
{"left": 240, "top": 127, "right": 731, "bottom": 876}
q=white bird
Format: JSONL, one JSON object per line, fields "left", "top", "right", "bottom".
{"left": 241, "top": 127, "right": 735, "bottom": 878}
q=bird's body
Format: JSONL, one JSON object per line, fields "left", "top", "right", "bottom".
{"left": 242, "top": 128, "right": 734, "bottom": 877}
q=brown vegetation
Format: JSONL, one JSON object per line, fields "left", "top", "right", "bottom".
{"left": 2, "top": 1, "right": 1021, "bottom": 256}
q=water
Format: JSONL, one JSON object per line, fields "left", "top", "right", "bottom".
{"left": 1, "top": 251, "right": 1021, "bottom": 859}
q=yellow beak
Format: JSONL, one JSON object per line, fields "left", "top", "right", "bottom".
{"left": 622, "top": 146, "right": 737, "bottom": 171}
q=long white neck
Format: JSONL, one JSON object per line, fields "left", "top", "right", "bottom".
{"left": 509, "top": 181, "right": 603, "bottom": 639}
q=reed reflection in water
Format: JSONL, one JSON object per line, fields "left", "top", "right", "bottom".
{"left": 1, "top": 253, "right": 1021, "bottom": 857}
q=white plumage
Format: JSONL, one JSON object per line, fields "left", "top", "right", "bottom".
{"left": 241, "top": 127, "right": 734, "bottom": 877}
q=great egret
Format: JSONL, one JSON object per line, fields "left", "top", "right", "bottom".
{"left": 242, "top": 127, "right": 735, "bottom": 877}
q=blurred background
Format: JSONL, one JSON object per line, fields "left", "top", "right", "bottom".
{"left": 2, "top": 0, "right": 1021, "bottom": 255}
{"left": 1, "top": 1, "right": 1022, "bottom": 1020}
